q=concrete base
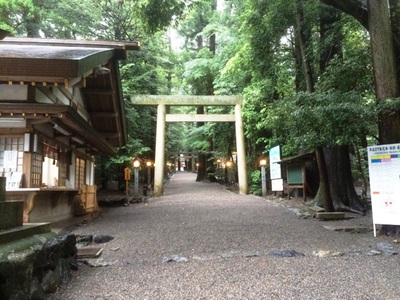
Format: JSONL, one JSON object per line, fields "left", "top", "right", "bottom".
{"left": 0, "top": 200, "right": 23, "bottom": 230}
{"left": 0, "top": 222, "right": 51, "bottom": 244}
{"left": 6, "top": 188, "right": 79, "bottom": 223}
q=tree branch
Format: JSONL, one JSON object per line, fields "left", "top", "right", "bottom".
{"left": 321, "top": 0, "right": 369, "bottom": 30}
{"left": 321, "top": 0, "right": 400, "bottom": 54}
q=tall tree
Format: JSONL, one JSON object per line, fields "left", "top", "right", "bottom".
{"left": 237, "top": 0, "right": 375, "bottom": 210}
{"left": 322, "top": 0, "right": 400, "bottom": 234}
{"left": 367, "top": 0, "right": 400, "bottom": 143}
{"left": 178, "top": 0, "right": 218, "bottom": 181}
{"left": 322, "top": 0, "right": 400, "bottom": 143}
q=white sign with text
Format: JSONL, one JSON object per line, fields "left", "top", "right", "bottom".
{"left": 367, "top": 143, "right": 400, "bottom": 236}
{"left": 270, "top": 145, "right": 282, "bottom": 191}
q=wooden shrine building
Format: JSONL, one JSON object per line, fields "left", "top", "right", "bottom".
{"left": 0, "top": 37, "right": 139, "bottom": 223}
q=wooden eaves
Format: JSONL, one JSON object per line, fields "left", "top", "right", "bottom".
{"left": 0, "top": 103, "right": 116, "bottom": 155}
{"left": 0, "top": 38, "right": 140, "bottom": 155}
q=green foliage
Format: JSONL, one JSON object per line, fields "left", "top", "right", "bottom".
{"left": 41, "top": 0, "right": 100, "bottom": 39}
{"left": 182, "top": 44, "right": 217, "bottom": 95}
{"left": 186, "top": 125, "right": 211, "bottom": 152}
{"left": 377, "top": 97, "right": 400, "bottom": 114}
{"left": 166, "top": 123, "right": 187, "bottom": 155}
{"left": 141, "top": 0, "right": 186, "bottom": 33}
{"left": 262, "top": 91, "right": 377, "bottom": 154}
{"left": 183, "top": 48, "right": 215, "bottom": 80}
{"left": 242, "top": 0, "right": 297, "bottom": 78}
{"left": 108, "top": 140, "right": 151, "bottom": 167}
{"left": 0, "top": 0, "right": 148, "bottom": 39}
{"left": 316, "top": 54, "right": 373, "bottom": 93}
{"left": 249, "top": 169, "right": 262, "bottom": 195}
{"left": 0, "top": 0, "right": 51, "bottom": 36}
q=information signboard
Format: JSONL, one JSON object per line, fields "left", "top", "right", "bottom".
{"left": 367, "top": 143, "right": 400, "bottom": 236}
{"left": 270, "top": 145, "right": 283, "bottom": 191}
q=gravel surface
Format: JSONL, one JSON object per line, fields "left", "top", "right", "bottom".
{"left": 49, "top": 172, "right": 400, "bottom": 299}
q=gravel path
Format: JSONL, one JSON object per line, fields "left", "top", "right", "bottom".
{"left": 49, "top": 172, "right": 399, "bottom": 299}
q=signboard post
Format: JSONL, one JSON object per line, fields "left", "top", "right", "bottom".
{"left": 124, "top": 167, "right": 131, "bottom": 200}
{"left": 367, "top": 143, "right": 400, "bottom": 236}
{"left": 270, "top": 146, "right": 283, "bottom": 192}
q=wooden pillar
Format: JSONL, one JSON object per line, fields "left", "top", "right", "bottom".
{"left": 154, "top": 104, "right": 166, "bottom": 196}
{"left": 235, "top": 104, "right": 248, "bottom": 194}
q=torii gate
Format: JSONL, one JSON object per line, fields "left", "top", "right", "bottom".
{"left": 131, "top": 95, "right": 248, "bottom": 196}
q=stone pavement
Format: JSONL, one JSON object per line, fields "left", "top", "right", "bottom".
{"left": 49, "top": 172, "right": 399, "bottom": 299}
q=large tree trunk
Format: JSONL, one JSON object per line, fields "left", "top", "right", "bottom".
{"left": 389, "top": 0, "right": 400, "bottom": 81}
{"left": 368, "top": 0, "right": 400, "bottom": 235}
{"left": 324, "top": 146, "right": 365, "bottom": 212}
{"left": 296, "top": 0, "right": 336, "bottom": 210}
{"left": 196, "top": 1, "right": 217, "bottom": 182}
{"left": 319, "top": 5, "right": 342, "bottom": 71}
{"left": 196, "top": 106, "right": 207, "bottom": 182}
{"left": 315, "top": 147, "right": 334, "bottom": 212}
{"left": 319, "top": 5, "right": 364, "bottom": 212}
{"left": 368, "top": 0, "right": 400, "bottom": 144}
{"left": 196, "top": 152, "right": 207, "bottom": 181}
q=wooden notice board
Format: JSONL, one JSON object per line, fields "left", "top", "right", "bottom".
{"left": 287, "top": 164, "right": 303, "bottom": 185}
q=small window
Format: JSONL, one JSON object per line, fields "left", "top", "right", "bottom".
{"left": 0, "top": 137, "right": 24, "bottom": 173}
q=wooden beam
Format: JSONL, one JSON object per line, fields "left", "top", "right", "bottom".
{"left": 0, "top": 76, "right": 65, "bottom": 85}
{"left": 36, "top": 87, "right": 63, "bottom": 104}
{"left": 89, "top": 112, "right": 119, "bottom": 118}
{"left": 100, "top": 132, "right": 120, "bottom": 138}
{"left": 64, "top": 76, "right": 85, "bottom": 88}
{"left": 166, "top": 114, "right": 235, "bottom": 122}
{"left": 83, "top": 88, "right": 115, "bottom": 95}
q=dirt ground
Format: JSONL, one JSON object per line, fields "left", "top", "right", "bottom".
{"left": 96, "top": 185, "right": 311, "bottom": 209}
{"left": 49, "top": 172, "right": 398, "bottom": 300}
{"left": 97, "top": 188, "right": 127, "bottom": 202}
{"left": 96, "top": 185, "right": 362, "bottom": 217}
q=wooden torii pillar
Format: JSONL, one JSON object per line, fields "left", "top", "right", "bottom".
{"left": 131, "top": 95, "right": 248, "bottom": 196}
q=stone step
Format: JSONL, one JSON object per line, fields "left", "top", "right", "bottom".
{"left": 309, "top": 206, "right": 325, "bottom": 217}
{"left": 315, "top": 212, "right": 346, "bottom": 220}
{"left": 323, "top": 225, "right": 373, "bottom": 234}
{"left": 0, "top": 222, "right": 51, "bottom": 244}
